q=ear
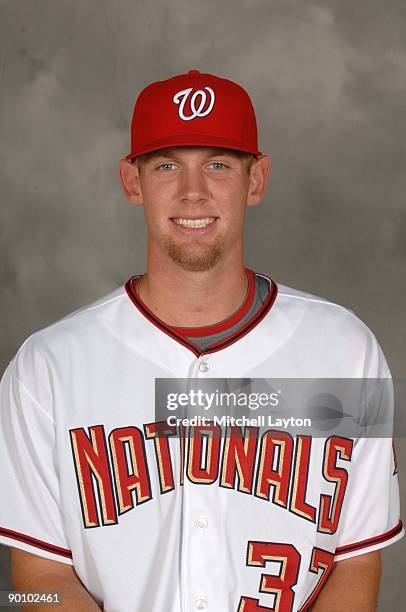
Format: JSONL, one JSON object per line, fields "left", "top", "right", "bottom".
{"left": 247, "top": 154, "right": 272, "bottom": 207}
{"left": 118, "top": 158, "right": 144, "bottom": 206}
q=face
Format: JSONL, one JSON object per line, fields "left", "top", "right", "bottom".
{"left": 119, "top": 146, "right": 270, "bottom": 272}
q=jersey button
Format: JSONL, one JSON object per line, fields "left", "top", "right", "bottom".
{"left": 196, "top": 517, "right": 208, "bottom": 529}
{"left": 199, "top": 361, "right": 209, "bottom": 373}
{"left": 195, "top": 598, "right": 207, "bottom": 610}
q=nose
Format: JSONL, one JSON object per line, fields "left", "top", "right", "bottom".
{"left": 178, "top": 166, "right": 209, "bottom": 204}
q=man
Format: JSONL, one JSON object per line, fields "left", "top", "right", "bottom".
{"left": 0, "top": 70, "right": 403, "bottom": 611}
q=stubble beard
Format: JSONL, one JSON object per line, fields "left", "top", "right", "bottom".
{"left": 162, "top": 234, "right": 226, "bottom": 272}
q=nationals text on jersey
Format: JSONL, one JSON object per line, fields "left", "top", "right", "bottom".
{"left": 70, "top": 422, "right": 353, "bottom": 534}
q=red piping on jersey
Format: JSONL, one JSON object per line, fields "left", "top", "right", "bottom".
{"left": 171, "top": 268, "right": 256, "bottom": 337}
{"left": 334, "top": 520, "right": 403, "bottom": 556}
{"left": 124, "top": 269, "right": 278, "bottom": 357}
{"left": 0, "top": 526, "right": 73, "bottom": 559}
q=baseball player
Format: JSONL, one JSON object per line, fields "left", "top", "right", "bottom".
{"left": 0, "top": 70, "right": 403, "bottom": 611}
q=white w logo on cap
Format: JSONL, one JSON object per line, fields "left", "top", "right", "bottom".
{"left": 173, "top": 87, "right": 215, "bottom": 121}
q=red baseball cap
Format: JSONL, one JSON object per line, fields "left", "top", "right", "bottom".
{"left": 126, "top": 70, "right": 261, "bottom": 160}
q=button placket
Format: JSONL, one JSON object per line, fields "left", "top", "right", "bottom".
{"left": 184, "top": 354, "right": 214, "bottom": 610}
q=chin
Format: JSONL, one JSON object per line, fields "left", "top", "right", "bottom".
{"left": 163, "top": 236, "right": 225, "bottom": 272}
{"left": 175, "top": 258, "right": 218, "bottom": 272}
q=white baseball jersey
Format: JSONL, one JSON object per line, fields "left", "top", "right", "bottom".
{"left": 0, "top": 273, "right": 403, "bottom": 612}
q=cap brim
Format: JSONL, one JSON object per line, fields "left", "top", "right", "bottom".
{"left": 126, "top": 134, "right": 261, "bottom": 160}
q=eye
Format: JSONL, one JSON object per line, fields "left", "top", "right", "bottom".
{"left": 209, "top": 161, "right": 228, "bottom": 170}
{"left": 157, "top": 162, "right": 176, "bottom": 171}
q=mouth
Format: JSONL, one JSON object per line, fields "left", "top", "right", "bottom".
{"left": 170, "top": 216, "right": 218, "bottom": 234}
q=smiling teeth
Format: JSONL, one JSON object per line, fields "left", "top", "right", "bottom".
{"left": 173, "top": 217, "right": 215, "bottom": 228}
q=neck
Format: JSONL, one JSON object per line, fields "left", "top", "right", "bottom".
{"left": 138, "top": 249, "right": 247, "bottom": 328}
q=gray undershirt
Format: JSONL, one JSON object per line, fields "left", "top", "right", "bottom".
{"left": 184, "top": 273, "right": 270, "bottom": 351}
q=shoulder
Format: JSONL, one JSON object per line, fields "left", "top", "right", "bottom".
{"left": 11, "top": 284, "right": 128, "bottom": 376}
{"left": 270, "top": 277, "right": 354, "bottom": 313}
{"left": 259, "top": 273, "right": 359, "bottom": 318}
{"left": 260, "top": 274, "right": 390, "bottom": 377}
{"left": 270, "top": 277, "right": 365, "bottom": 331}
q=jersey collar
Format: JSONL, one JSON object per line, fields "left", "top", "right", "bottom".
{"left": 125, "top": 269, "right": 278, "bottom": 358}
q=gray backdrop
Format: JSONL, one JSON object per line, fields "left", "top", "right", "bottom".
{"left": 0, "top": 0, "right": 405, "bottom": 610}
